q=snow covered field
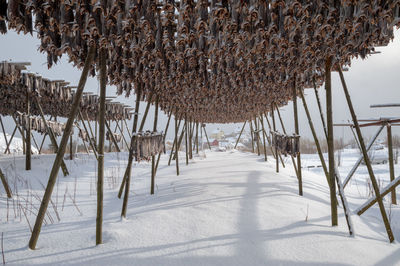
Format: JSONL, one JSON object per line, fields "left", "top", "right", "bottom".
{"left": 1, "top": 149, "right": 400, "bottom": 265}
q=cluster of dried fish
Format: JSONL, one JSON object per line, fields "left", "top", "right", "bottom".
{"left": 106, "top": 131, "right": 122, "bottom": 143}
{"left": 2, "top": 1, "right": 400, "bottom": 123}
{"left": 271, "top": 131, "right": 300, "bottom": 157}
{"left": 0, "top": 62, "right": 132, "bottom": 121}
{"left": 15, "top": 111, "right": 66, "bottom": 136}
{"left": 131, "top": 131, "right": 164, "bottom": 162}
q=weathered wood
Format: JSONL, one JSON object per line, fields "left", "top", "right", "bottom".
{"left": 26, "top": 89, "right": 31, "bottom": 170}
{"left": 234, "top": 121, "right": 246, "bottom": 149}
{"left": 154, "top": 111, "right": 172, "bottom": 175}
{"left": 78, "top": 111, "right": 98, "bottom": 159}
{"left": 96, "top": 47, "right": 107, "bottom": 245}
{"left": 28, "top": 45, "right": 95, "bottom": 250}
{"left": 0, "top": 117, "right": 10, "bottom": 154}
{"left": 387, "top": 123, "right": 396, "bottom": 204}
{"left": 151, "top": 97, "right": 159, "bottom": 195}
{"left": 275, "top": 105, "right": 298, "bottom": 174}
{"left": 292, "top": 84, "right": 302, "bottom": 196}
{"left": 313, "top": 78, "right": 328, "bottom": 140}
{"left": 0, "top": 167, "right": 12, "bottom": 198}
{"left": 342, "top": 125, "right": 385, "bottom": 188}
{"left": 271, "top": 105, "right": 279, "bottom": 173}
{"left": 12, "top": 115, "right": 26, "bottom": 154}
{"left": 69, "top": 134, "right": 73, "bottom": 160}
{"left": 249, "top": 120, "right": 255, "bottom": 153}
{"left": 175, "top": 115, "right": 180, "bottom": 176}
{"left": 4, "top": 126, "right": 17, "bottom": 154}
{"left": 259, "top": 117, "right": 267, "bottom": 161}
{"left": 326, "top": 56, "right": 338, "bottom": 227}
{"left": 254, "top": 118, "right": 260, "bottom": 156}
{"left": 339, "top": 67, "right": 394, "bottom": 242}
{"left": 203, "top": 126, "right": 211, "bottom": 150}
{"left": 105, "top": 119, "right": 121, "bottom": 152}
{"left": 357, "top": 175, "right": 400, "bottom": 215}
{"left": 168, "top": 119, "right": 183, "bottom": 166}
{"left": 138, "top": 93, "right": 153, "bottom": 132}
{"left": 85, "top": 112, "right": 97, "bottom": 150}
{"left": 195, "top": 122, "right": 199, "bottom": 154}
{"left": 185, "top": 118, "right": 189, "bottom": 165}
{"left": 35, "top": 96, "right": 69, "bottom": 176}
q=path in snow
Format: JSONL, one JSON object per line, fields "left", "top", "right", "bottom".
{"left": 1, "top": 151, "right": 400, "bottom": 265}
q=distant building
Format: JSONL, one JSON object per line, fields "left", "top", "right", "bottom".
{"left": 210, "top": 128, "right": 225, "bottom": 140}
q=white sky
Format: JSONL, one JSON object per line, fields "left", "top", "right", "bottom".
{"left": 1, "top": 29, "right": 400, "bottom": 147}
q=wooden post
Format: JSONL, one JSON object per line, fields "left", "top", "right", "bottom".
{"left": 259, "top": 116, "right": 267, "bottom": 161}
{"left": 168, "top": 119, "right": 183, "bottom": 166}
{"left": 105, "top": 119, "right": 121, "bottom": 152}
{"left": 26, "top": 89, "right": 31, "bottom": 170}
{"left": 325, "top": 56, "right": 338, "bottom": 227}
{"left": 249, "top": 120, "right": 254, "bottom": 153}
{"left": 203, "top": 125, "right": 211, "bottom": 150}
{"left": 234, "top": 121, "right": 246, "bottom": 149}
{"left": 175, "top": 114, "right": 180, "bottom": 176}
{"left": 4, "top": 126, "right": 17, "bottom": 154}
{"left": 387, "top": 123, "right": 396, "bottom": 204}
{"left": 0, "top": 117, "right": 10, "bottom": 153}
{"left": 96, "top": 47, "right": 107, "bottom": 245}
{"left": 34, "top": 96, "right": 69, "bottom": 176}
{"left": 0, "top": 168, "right": 12, "bottom": 198}
{"left": 338, "top": 67, "right": 394, "bottom": 242}
{"left": 138, "top": 93, "right": 153, "bottom": 132}
{"left": 313, "top": 78, "right": 328, "bottom": 140}
{"left": 254, "top": 118, "right": 260, "bottom": 156}
{"left": 271, "top": 105, "right": 279, "bottom": 173}
{"left": 85, "top": 112, "right": 97, "bottom": 150}
{"left": 28, "top": 45, "right": 95, "bottom": 250}
{"left": 12, "top": 115, "right": 26, "bottom": 155}
{"left": 151, "top": 97, "right": 159, "bottom": 195}
{"left": 195, "top": 122, "right": 199, "bottom": 154}
{"left": 292, "top": 83, "right": 302, "bottom": 196}
{"left": 299, "top": 89, "right": 330, "bottom": 185}
{"left": 185, "top": 118, "right": 189, "bottom": 165}
{"left": 69, "top": 133, "right": 73, "bottom": 160}
{"left": 276, "top": 105, "right": 298, "bottom": 174}
{"left": 154, "top": 111, "right": 172, "bottom": 174}
{"left": 78, "top": 111, "right": 98, "bottom": 159}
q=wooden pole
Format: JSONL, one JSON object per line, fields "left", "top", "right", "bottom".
{"left": 12, "top": 115, "right": 26, "bottom": 155}
{"left": 34, "top": 95, "right": 69, "bottom": 176}
{"left": 123, "top": 119, "right": 132, "bottom": 139}
{"left": 28, "top": 45, "right": 95, "bottom": 250}
{"left": 249, "top": 120, "right": 255, "bottom": 153}
{"left": 275, "top": 105, "right": 298, "bottom": 174}
{"left": 325, "top": 56, "right": 338, "bottom": 227}
{"left": 151, "top": 97, "right": 159, "bottom": 195}
{"left": 85, "top": 112, "right": 97, "bottom": 150}
{"left": 69, "top": 133, "right": 73, "bottom": 160}
{"left": 0, "top": 117, "right": 10, "bottom": 153}
{"left": 292, "top": 83, "right": 302, "bottom": 196}
{"left": 119, "top": 86, "right": 141, "bottom": 205}
{"left": 26, "top": 89, "right": 31, "bottom": 170}
{"left": 0, "top": 167, "right": 12, "bottom": 198}
{"left": 203, "top": 126, "right": 211, "bottom": 150}
{"left": 31, "top": 133, "right": 40, "bottom": 153}
{"left": 313, "top": 78, "right": 328, "bottom": 140}
{"left": 271, "top": 105, "right": 279, "bottom": 173}
{"left": 4, "top": 126, "right": 17, "bottom": 154}
{"left": 154, "top": 111, "right": 172, "bottom": 174}
{"left": 259, "top": 116, "right": 267, "bottom": 161}
{"left": 234, "top": 121, "right": 246, "bottom": 149}
{"left": 96, "top": 47, "right": 107, "bottom": 245}
{"left": 387, "top": 123, "right": 396, "bottom": 204}
{"left": 338, "top": 67, "right": 394, "bottom": 242}
{"left": 195, "top": 122, "right": 199, "bottom": 154}
{"left": 254, "top": 118, "right": 260, "bottom": 156}
{"left": 175, "top": 114, "right": 180, "bottom": 176}
{"left": 185, "top": 118, "right": 189, "bottom": 165}
{"left": 78, "top": 111, "right": 98, "bottom": 159}
{"left": 105, "top": 119, "right": 121, "bottom": 152}
{"left": 138, "top": 93, "right": 153, "bottom": 132}
{"left": 168, "top": 118, "right": 183, "bottom": 166}
{"left": 115, "top": 120, "right": 129, "bottom": 149}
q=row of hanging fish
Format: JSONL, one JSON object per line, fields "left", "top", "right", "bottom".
{"left": 106, "top": 131, "right": 122, "bottom": 143}
{"left": 131, "top": 131, "right": 164, "bottom": 162}
{"left": 271, "top": 131, "right": 300, "bottom": 157}
{"left": 1, "top": 1, "right": 400, "bottom": 123}
{"left": 15, "top": 111, "right": 66, "bottom": 137}
{"left": 0, "top": 62, "right": 133, "bottom": 121}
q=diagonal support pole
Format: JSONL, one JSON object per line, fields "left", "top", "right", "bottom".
{"left": 339, "top": 67, "right": 394, "bottom": 242}
{"left": 28, "top": 45, "right": 95, "bottom": 250}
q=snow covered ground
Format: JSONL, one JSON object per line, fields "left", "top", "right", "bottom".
{"left": 1, "top": 149, "right": 400, "bottom": 265}
{"left": 0, "top": 133, "right": 38, "bottom": 155}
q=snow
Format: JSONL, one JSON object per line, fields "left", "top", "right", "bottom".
{"left": 0, "top": 132, "right": 38, "bottom": 155}
{"left": 1, "top": 149, "right": 400, "bottom": 265}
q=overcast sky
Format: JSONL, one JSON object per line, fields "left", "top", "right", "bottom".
{"left": 1, "top": 29, "right": 400, "bottom": 148}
